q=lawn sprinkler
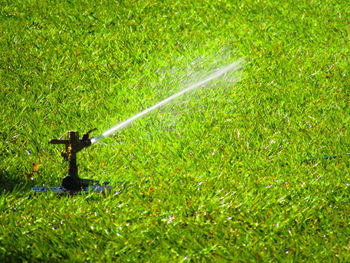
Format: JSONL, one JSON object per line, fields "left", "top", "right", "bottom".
{"left": 32, "top": 130, "right": 111, "bottom": 194}
{"left": 31, "top": 59, "right": 243, "bottom": 194}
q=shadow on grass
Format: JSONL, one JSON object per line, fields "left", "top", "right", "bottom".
{"left": 0, "top": 170, "right": 30, "bottom": 192}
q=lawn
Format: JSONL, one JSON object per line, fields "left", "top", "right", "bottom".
{"left": 0, "top": 0, "right": 349, "bottom": 262}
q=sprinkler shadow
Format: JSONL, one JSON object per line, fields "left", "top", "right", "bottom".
{"left": 0, "top": 170, "right": 29, "bottom": 192}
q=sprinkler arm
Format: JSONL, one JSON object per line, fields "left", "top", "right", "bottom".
{"left": 50, "top": 129, "right": 95, "bottom": 155}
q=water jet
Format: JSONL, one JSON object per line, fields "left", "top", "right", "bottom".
{"left": 32, "top": 59, "right": 243, "bottom": 193}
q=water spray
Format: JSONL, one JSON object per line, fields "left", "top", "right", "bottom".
{"left": 32, "top": 59, "right": 243, "bottom": 194}
{"left": 91, "top": 58, "right": 243, "bottom": 144}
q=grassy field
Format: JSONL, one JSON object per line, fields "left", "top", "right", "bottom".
{"left": 1, "top": 0, "right": 349, "bottom": 262}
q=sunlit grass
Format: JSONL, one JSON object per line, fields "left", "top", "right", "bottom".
{"left": 0, "top": 0, "right": 349, "bottom": 262}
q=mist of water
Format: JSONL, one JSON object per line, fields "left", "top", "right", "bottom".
{"left": 91, "top": 58, "right": 243, "bottom": 144}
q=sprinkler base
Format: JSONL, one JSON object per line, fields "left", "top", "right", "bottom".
{"left": 32, "top": 180, "right": 111, "bottom": 194}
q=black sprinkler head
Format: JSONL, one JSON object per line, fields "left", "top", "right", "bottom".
{"left": 32, "top": 130, "right": 111, "bottom": 194}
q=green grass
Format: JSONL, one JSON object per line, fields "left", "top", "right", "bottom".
{"left": 1, "top": 0, "right": 349, "bottom": 262}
